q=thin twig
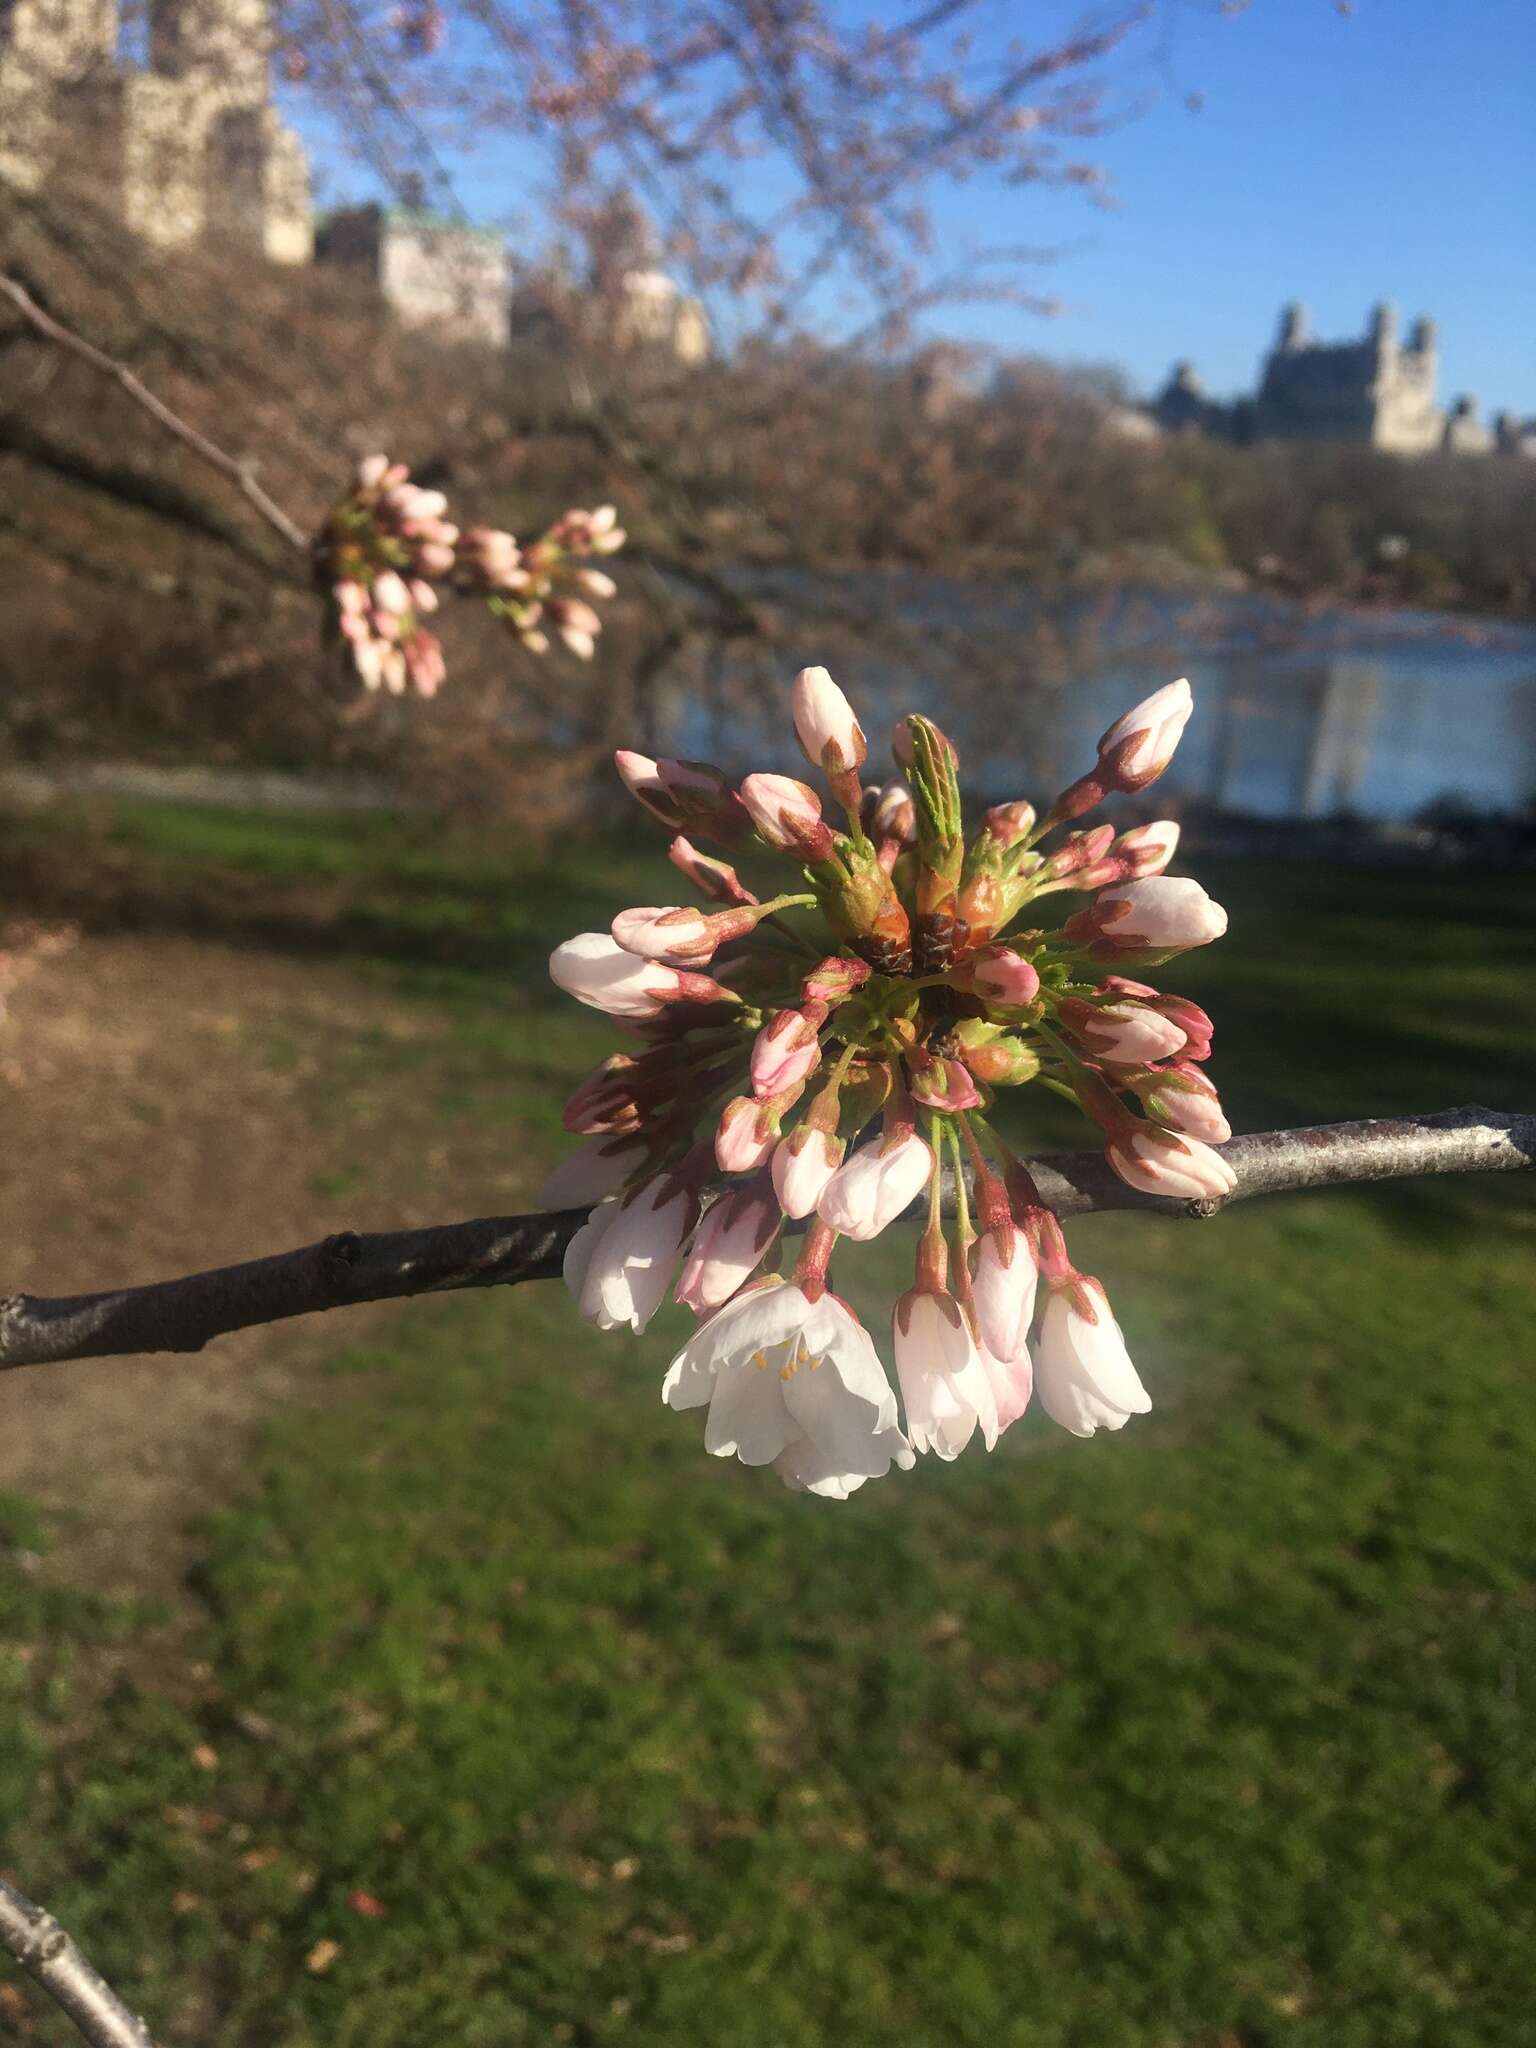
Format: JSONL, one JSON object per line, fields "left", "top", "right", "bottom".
{"left": 0, "top": 1109, "right": 1529, "bottom": 1374}
{"left": 0, "top": 274, "right": 311, "bottom": 554}
{"left": 0, "top": 1878, "right": 158, "bottom": 2048}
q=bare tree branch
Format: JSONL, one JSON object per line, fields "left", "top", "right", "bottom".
{"left": 0, "top": 1110, "right": 1529, "bottom": 1376}
{"left": 0, "top": 275, "right": 312, "bottom": 555}
{"left": 0, "top": 1878, "right": 158, "bottom": 2048}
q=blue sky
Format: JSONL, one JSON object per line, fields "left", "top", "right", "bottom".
{"left": 293, "top": 0, "right": 1536, "bottom": 413}
{"left": 950, "top": 0, "right": 1536, "bottom": 411}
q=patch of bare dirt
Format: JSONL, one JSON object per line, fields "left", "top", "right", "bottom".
{"left": 0, "top": 929, "right": 539, "bottom": 1607}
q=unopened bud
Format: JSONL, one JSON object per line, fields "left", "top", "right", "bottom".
{"left": 907, "top": 1049, "right": 982, "bottom": 1113}
{"left": 668, "top": 835, "right": 757, "bottom": 906}
{"left": 954, "top": 945, "right": 1040, "bottom": 1007}
{"left": 800, "top": 955, "right": 872, "bottom": 1005}
{"left": 792, "top": 666, "right": 867, "bottom": 779}
{"left": 982, "top": 800, "right": 1036, "bottom": 849}
{"left": 750, "top": 1008, "right": 823, "bottom": 1100}
{"left": 739, "top": 773, "right": 836, "bottom": 861}
{"left": 958, "top": 1033, "right": 1040, "bottom": 1088}
{"left": 1095, "top": 679, "right": 1193, "bottom": 793}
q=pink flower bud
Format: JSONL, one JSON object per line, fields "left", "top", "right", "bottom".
{"left": 633, "top": 759, "right": 753, "bottom": 844}
{"left": 770, "top": 1124, "right": 845, "bottom": 1219}
{"left": 575, "top": 568, "right": 617, "bottom": 599}
{"left": 1105, "top": 1124, "right": 1237, "bottom": 1201}
{"left": 715, "top": 1095, "right": 777, "bottom": 1173}
{"left": 416, "top": 541, "right": 456, "bottom": 576}
{"left": 906, "top": 1050, "right": 981, "bottom": 1113}
{"left": 404, "top": 631, "right": 446, "bottom": 697}
{"left": 611, "top": 905, "right": 721, "bottom": 965}
{"left": 1095, "top": 679, "right": 1193, "bottom": 791}
{"left": 1057, "top": 996, "right": 1187, "bottom": 1066}
{"left": 868, "top": 780, "right": 916, "bottom": 846}
{"left": 792, "top": 666, "right": 867, "bottom": 777}
{"left": 1062, "top": 877, "right": 1228, "bottom": 956}
{"left": 1101, "top": 979, "right": 1214, "bottom": 1060}
{"left": 548, "top": 932, "right": 679, "bottom": 1018}
{"left": 799, "top": 955, "right": 871, "bottom": 1005}
{"left": 615, "top": 751, "right": 684, "bottom": 830}
{"left": 1131, "top": 1062, "right": 1231, "bottom": 1143}
{"left": 817, "top": 1130, "right": 934, "bottom": 1242}
{"left": 371, "top": 570, "right": 412, "bottom": 616}
{"left": 956, "top": 945, "right": 1040, "bottom": 1006}
{"left": 739, "top": 773, "right": 836, "bottom": 861}
{"left": 668, "top": 836, "right": 756, "bottom": 906}
{"left": 356, "top": 454, "right": 391, "bottom": 490}
{"left": 1039, "top": 824, "right": 1115, "bottom": 883}
{"left": 751, "top": 1009, "right": 823, "bottom": 1100}
{"left": 982, "top": 800, "right": 1036, "bottom": 849}
{"left": 1114, "top": 819, "right": 1180, "bottom": 878}
{"left": 675, "top": 1181, "right": 781, "bottom": 1314}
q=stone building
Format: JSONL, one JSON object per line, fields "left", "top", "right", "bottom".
{"left": 316, "top": 206, "right": 511, "bottom": 349}
{"left": 1152, "top": 302, "right": 1525, "bottom": 458}
{"left": 1, "top": 0, "right": 311, "bottom": 261}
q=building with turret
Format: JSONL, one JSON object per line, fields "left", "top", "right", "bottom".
{"left": 0, "top": 0, "right": 311, "bottom": 261}
{"left": 1152, "top": 302, "right": 1528, "bottom": 458}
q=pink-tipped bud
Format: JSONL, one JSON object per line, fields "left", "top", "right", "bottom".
{"left": 1129, "top": 1061, "right": 1231, "bottom": 1143}
{"left": 771, "top": 1124, "right": 845, "bottom": 1220}
{"left": 751, "top": 1008, "right": 823, "bottom": 1100}
{"left": 1114, "top": 819, "right": 1180, "bottom": 878}
{"left": 356, "top": 453, "right": 391, "bottom": 490}
{"left": 656, "top": 759, "right": 753, "bottom": 844}
{"left": 799, "top": 955, "right": 872, "bottom": 1005}
{"left": 906, "top": 1050, "right": 982, "bottom": 1113}
{"left": 1039, "top": 824, "right": 1115, "bottom": 884}
{"left": 1100, "top": 979, "right": 1214, "bottom": 1061}
{"left": 954, "top": 945, "right": 1041, "bottom": 1007}
{"left": 371, "top": 569, "right": 413, "bottom": 616}
{"left": 1057, "top": 996, "right": 1187, "bottom": 1066}
{"left": 616, "top": 750, "right": 684, "bottom": 830}
{"left": 715, "top": 1095, "right": 777, "bottom": 1173}
{"left": 611, "top": 903, "right": 754, "bottom": 966}
{"left": 869, "top": 780, "right": 917, "bottom": 847}
{"left": 548, "top": 932, "right": 679, "bottom": 1018}
{"left": 739, "top": 773, "right": 836, "bottom": 862}
{"left": 792, "top": 665, "right": 867, "bottom": 778}
{"left": 817, "top": 1129, "right": 935, "bottom": 1242}
{"left": 675, "top": 1181, "right": 780, "bottom": 1314}
{"left": 668, "top": 836, "right": 757, "bottom": 907}
{"left": 1062, "top": 877, "right": 1227, "bottom": 957}
{"left": 1105, "top": 1123, "right": 1237, "bottom": 1201}
{"left": 1095, "top": 679, "right": 1193, "bottom": 792}
{"left": 982, "top": 800, "right": 1036, "bottom": 849}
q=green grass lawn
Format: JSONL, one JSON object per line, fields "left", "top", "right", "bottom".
{"left": 3, "top": 801, "right": 1534, "bottom": 2046}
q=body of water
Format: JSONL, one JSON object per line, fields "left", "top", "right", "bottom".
{"left": 658, "top": 581, "right": 1536, "bottom": 825}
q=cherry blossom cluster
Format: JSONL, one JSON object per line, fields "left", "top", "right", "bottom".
{"left": 314, "top": 457, "right": 624, "bottom": 695}
{"left": 544, "top": 668, "right": 1230, "bottom": 1499}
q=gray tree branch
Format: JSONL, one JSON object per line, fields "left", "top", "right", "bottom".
{"left": 0, "top": 1109, "right": 1529, "bottom": 1375}
{"left": 0, "top": 1878, "right": 158, "bottom": 2048}
{"left": 0, "top": 273, "right": 312, "bottom": 555}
